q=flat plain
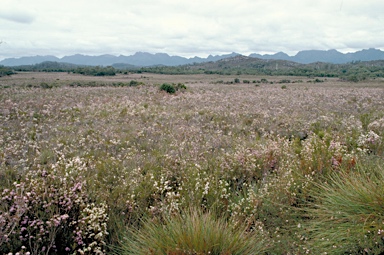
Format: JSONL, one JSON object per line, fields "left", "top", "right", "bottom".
{"left": 1, "top": 72, "right": 384, "bottom": 254}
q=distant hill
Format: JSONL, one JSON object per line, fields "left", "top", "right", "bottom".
{"left": 0, "top": 52, "right": 240, "bottom": 67}
{"left": 1, "top": 48, "right": 384, "bottom": 67}
{"left": 1, "top": 55, "right": 60, "bottom": 66}
{"left": 13, "top": 61, "right": 80, "bottom": 71}
{"left": 167, "top": 55, "right": 384, "bottom": 80}
{"left": 189, "top": 55, "right": 302, "bottom": 71}
{"left": 249, "top": 48, "right": 384, "bottom": 64}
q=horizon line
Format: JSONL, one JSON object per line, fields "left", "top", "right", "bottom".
{"left": 1, "top": 47, "right": 383, "bottom": 61}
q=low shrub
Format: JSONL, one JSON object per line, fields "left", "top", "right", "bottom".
{"left": 160, "top": 83, "right": 176, "bottom": 94}
{"left": 0, "top": 166, "right": 109, "bottom": 255}
{"left": 278, "top": 79, "right": 291, "bottom": 84}
{"left": 40, "top": 82, "right": 53, "bottom": 89}
{"left": 176, "top": 82, "right": 187, "bottom": 90}
{"left": 159, "top": 83, "right": 186, "bottom": 94}
{"left": 129, "top": 80, "right": 141, "bottom": 87}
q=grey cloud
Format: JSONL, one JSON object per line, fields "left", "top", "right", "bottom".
{"left": 1, "top": 0, "right": 383, "bottom": 60}
{"left": 0, "top": 11, "right": 35, "bottom": 24}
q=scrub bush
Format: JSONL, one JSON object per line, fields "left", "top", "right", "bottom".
{"left": 160, "top": 83, "right": 176, "bottom": 94}
{"left": 0, "top": 166, "right": 109, "bottom": 255}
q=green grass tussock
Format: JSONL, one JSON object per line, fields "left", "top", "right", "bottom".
{"left": 115, "top": 208, "right": 267, "bottom": 255}
{"left": 305, "top": 162, "right": 384, "bottom": 254}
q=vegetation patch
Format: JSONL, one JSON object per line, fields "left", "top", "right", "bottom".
{"left": 306, "top": 163, "right": 384, "bottom": 254}
{"left": 1, "top": 73, "right": 384, "bottom": 254}
{"left": 116, "top": 209, "right": 267, "bottom": 255}
{"left": 160, "top": 82, "right": 187, "bottom": 94}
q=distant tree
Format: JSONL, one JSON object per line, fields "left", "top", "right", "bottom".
{"left": 0, "top": 66, "right": 14, "bottom": 77}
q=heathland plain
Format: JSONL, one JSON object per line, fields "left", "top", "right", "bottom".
{"left": 1, "top": 71, "right": 384, "bottom": 254}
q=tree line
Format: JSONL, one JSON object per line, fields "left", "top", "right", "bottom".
{"left": 6, "top": 60, "right": 384, "bottom": 81}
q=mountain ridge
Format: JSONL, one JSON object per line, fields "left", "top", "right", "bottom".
{"left": 1, "top": 48, "right": 384, "bottom": 67}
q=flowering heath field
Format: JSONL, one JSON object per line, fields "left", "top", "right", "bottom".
{"left": 1, "top": 72, "right": 384, "bottom": 254}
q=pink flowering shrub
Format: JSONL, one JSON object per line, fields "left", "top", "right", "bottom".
{"left": 358, "top": 130, "right": 382, "bottom": 154}
{"left": 0, "top": 168, "right": 108, "bottom": 255}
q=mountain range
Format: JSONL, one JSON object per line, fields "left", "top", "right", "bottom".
{"left": 1, "top": 48, "right": 384, "bottom": 67}
{"left": 249, "top": 48, "right": 384, "bottom": 64}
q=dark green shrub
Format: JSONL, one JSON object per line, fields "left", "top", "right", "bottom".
{"left": 234, "top": 78, "right": 240, "bottom": 83}
{"left": 0, "top": 66, "right": 15, "bottom": 76}
{"left": 73, "top": 66, "right": 116, "bottom": 76}
{"left": 129, "top": 80, "right": 140, "bottom": 87}
{"left": 40, "top": 82, "right": 53, "bottom": 89}
{"left": 176, "top": 83, "right": 187, "bottom": 90}
{"left": 346, "top": 75, "right": 360, "bottom": 82}
{"left": 160, "top": 83, "right": 176, "bottom": 94}
{"left": 278, "top": 79, "right": 291, "bottom": 84}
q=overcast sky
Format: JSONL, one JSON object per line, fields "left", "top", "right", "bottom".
{"left": 1, "top": 0, "right": 383, "bottom": 60}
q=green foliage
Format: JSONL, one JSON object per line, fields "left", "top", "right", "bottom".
{"left": 360, "top": 113, "right": 373, "bottom": 131}
{"left": 0, "top": 66, "right": 15, "bottom": 76}
{"left": 40, "top": 82, "right": 54, "bottom": 89}
{"left": 135, "top": 59, "right": 384, "bottom": 79}
{"left": 12, "top": 62, "right": 118, "bottom": 76}
{"left": 160, "top": 83, "right": 176, "bottom": 94}
{"left": 176, "top": 82, "right": 187, "bottom": 90}
{"left": 116, "top": 209, "right": 267, "bottom": 255}
{"left": 128, "top": 80, "right": 140, "bottom": 87}
{"left": 12, "top": 61, "right": 78, "bottom": 72}
{"left": 278, "top": 79, "right": 291, "bottom": 83}
{"left": 110, "top": 80, "right": 144, "bottom": 87}
{"left": 73, "top": 66, "right": 116, "bottom": 76}
{"left": 8, "top": 57, "right": 384, "bottom": 80}
{"left": 156, "top": 82, "right": 188, "bottom": 94}
{"left": 305, "top": 163, "right": 384, "bottom": 254}
{"left": 68, "top": 80, "right": 145, "bottom": 88}
{"left": 338, "top": 64, "right": 384, "bottom": 81}
{"left": 159, "top": 82, "right": 187, "bottom": 93}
